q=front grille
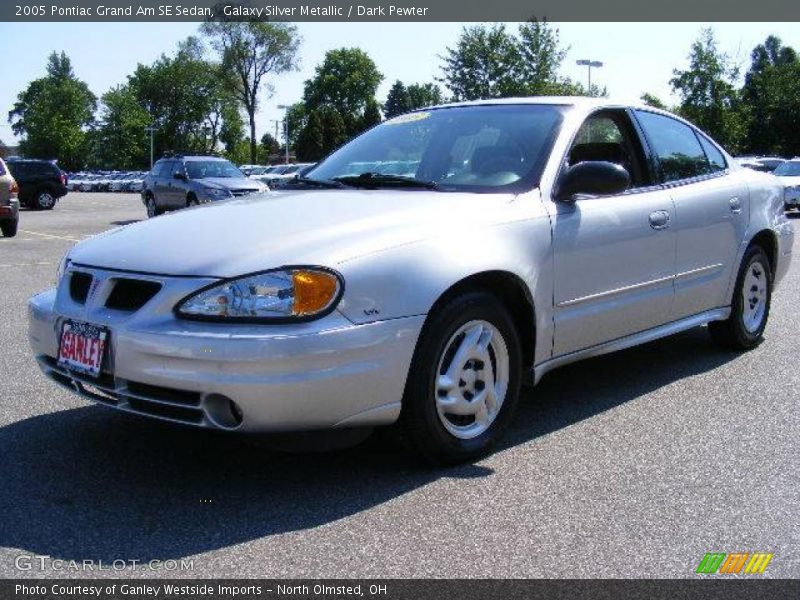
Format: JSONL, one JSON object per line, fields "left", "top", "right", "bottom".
{"left": 69, "top": 272, "right": 92, "bottom": 304}
{"left": 38, "top": 355, "right": 208, "bottom": 428}
{"left": 231, "top": 188, "right": 260, "bottom": 196}
{"left": 105, "top": 279, "right": 161, "bottom": 311}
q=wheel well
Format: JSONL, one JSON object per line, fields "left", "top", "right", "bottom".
{"left": 429, "top": 271, "right": 536, "bottom": 367}
{"left": 749, "top": 229, "right": 777, "bottom": 276}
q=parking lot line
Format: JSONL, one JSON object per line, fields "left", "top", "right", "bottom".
{"left": 19, "top": 229, "right": 81, "bottom": 243}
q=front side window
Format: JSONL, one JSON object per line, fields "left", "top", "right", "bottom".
{"left": 308, "top": 104, "right": 565, "bottom": 193}
{"left": 635, "top": 110, "right": 712, "bottom": 182}
{"left": 186, "top": 160, "right": 243, "bottom": 179}
{"left": 568, "top": 111, "right": 650, "bottom": 188}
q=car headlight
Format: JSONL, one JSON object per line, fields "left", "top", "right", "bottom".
{"left": 175, "top": 268, "right": 343, "bottom": 322}
{"left": 204, "top": 186, "right": 232, "bottom": 199}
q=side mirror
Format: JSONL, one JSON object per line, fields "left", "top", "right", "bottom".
{"left": 173, "top": 171, "right": 186, "bottom": 181}
{"left": 555, "top": 161, "right": 630, "bottom": 202}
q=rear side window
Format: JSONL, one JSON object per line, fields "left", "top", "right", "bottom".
{"left": 697, "top": 134, "right": 727, "bottom": 172}
{"left": 635, "top": 110, "right": 711, "bottom": 182}
{"left": 0, "top": 161, "right": 5, "bottom": 176}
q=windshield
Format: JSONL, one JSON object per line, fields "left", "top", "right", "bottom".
{"left": 307, "top": 104, "right": 565, "bottom": 192}
{"left": 773, "top": 161, "right": 800, "bottom": 176}
{"left": 186, "top": 160, "right": 244, "bottom": 179}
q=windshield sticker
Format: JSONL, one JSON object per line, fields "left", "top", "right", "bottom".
{"left": 387, "top": 112, "right": 431, "bottom": 125}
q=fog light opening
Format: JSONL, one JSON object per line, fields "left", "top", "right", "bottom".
{"left": 204, "top": 394, "right": 244, "bottom": 429}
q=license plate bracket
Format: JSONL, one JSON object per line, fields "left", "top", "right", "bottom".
{"left": 57, "top": 320, "right": 110, "bottom": 379}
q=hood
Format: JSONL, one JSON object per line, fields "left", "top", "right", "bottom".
{"left": 68, "top": 189, "right": 520, "bottom": 278}
{"left": 198, "top": 176, "right": 262, "bottom": 190}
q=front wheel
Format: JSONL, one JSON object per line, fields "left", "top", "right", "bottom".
{"left": 145, "top": 195, "right": 161, "bottom": 218}
{"left": 401, "top": 292, "right": 522, "bottom": 465}
{"left": 709, "top": 245, "right": 772, "bottom": 350}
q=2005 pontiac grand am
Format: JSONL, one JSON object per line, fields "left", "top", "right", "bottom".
{"left": 29, "top": 98, "right": 794, "bottom": 463}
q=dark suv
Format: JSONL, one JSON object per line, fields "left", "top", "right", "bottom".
{"left": 141, "top": 156, "right": 266, "bottom": 218}
{"left": 6, "top": 159, "right": 68, "bottom": 210}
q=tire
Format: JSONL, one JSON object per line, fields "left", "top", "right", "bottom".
{"left": 0, "top": 219, "right": 18, "bottom": 238}
{"left": 34, "top": 189, "right": 56, "bottom": 210}
{"left": 709, "top": 245, "right": 772, "bottom": 351}
{"left": 400, "top": 291, "right": 522, "bottom": 465}
{"left": 186, "top": 193, "right": 199, "bottom": 208}
{"left": 145, "top": 195, "right": 161, "bottom": 218}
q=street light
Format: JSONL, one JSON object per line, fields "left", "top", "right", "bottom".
{"left": 144, "top": 125, "right": 158, "bottom": 169}
{"left": 576, "top": 59, "right": 603, "bottom": 94}
{"left": 277, "top": 104, "right": 290, "bottom": 164}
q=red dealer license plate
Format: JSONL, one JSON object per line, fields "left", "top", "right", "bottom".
{"left": 57, "top": 320, "right": 109, "bottom": 378}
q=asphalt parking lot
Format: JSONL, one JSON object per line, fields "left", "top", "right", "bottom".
{"left": 0, "top": 192, "right": 797, "bottom": 579}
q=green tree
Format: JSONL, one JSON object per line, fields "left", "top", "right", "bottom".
{"left": 670, "top": 28, "right": 744, "bottom": 151}
{"left": 407, "top": 83, "right": 444, "bottom": 110}
{"left": 384, "top": 80, "right": 411, "bottom": 118}
{"left": 260, "top": 132, "right": 281, "bottom": 158}
{"left": 296, "top": 107, "right": 347, "bottom": 162}
{"left": 741, "top": 35, "right": 800, "bottom": 156}
{"left": 360, "top": 98, "right": 382, "bottom": 131}
{"left": 640, "top": 93, "right": 668, "bottom": 110}
{"left": 8, "top": 52, "right": 96, "bottom": 170}
{"left": 439, "top": 21, "right": 580, "bottom": 101}
{"left": 303, "top": 48, "right": 383, "bottom": 136}
{"left": 202, "top": 20, "right": 301, "bottom": 163}
{"left": 93, "top": 85, "right": 151, "bottom": 169}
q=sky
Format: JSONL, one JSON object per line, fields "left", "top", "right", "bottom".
{"left": 1, "top": 22, "right": 799, "bottom": 151}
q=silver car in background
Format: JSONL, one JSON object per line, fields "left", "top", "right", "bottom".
{"left": 29, "top": 98, "right": 793, "bottom": 464}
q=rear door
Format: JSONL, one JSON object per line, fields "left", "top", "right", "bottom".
{"left": 550, "top": 109, "right": 677, "bottom": 356}
{"left": 633, "top": 110, "right": 748, "bottom": 319}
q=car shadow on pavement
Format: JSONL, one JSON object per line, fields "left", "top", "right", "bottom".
{"left": 0, "top": 326, "right": 736, "bottom": 564}
{"left": 110, "top": 220, "right": 141, "bottom": 226}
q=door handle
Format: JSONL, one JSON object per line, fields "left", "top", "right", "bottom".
{"left": 729, "top": 197, "right": 742, "bottom": 214}
{"left": 649, "top": 210, "right": 670, "bottom": 230}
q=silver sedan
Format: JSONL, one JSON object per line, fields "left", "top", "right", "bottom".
{"left": 28, "top": 98, "right": 794, "bottom": 463}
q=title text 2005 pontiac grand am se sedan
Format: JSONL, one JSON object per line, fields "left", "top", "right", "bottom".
{"left": 29, "top": 98, "right": 793, "bottom": 463}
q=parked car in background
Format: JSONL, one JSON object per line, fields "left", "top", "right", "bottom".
{"left": 0, "top": 157, "right": 19, "bottom": 237}
{"left": 736, "top": 156, "right": 786, "bottom": 173}
{"left": 30, "top": 98, "right": 794, "bottom": 464}
{"left": 141, "top": 155, "right": 267, "bottom": 218}
{"left": 773, "top": 159, "right": 800, "bottom": 211}
{"left": 6, "top": 158, "right": 68, "bottom": 210}
{"left": 127, "top": 172, "right": 146, "bottom": 193}
{"left": 267, "top": 163, "right": 315, "bottom": 189}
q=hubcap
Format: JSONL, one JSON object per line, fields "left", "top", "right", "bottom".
{"left": 742, "top": 261, "right": 767, "bottom": 333}
{"left": 146, "top": 198, "right": 155, "bottom": 217}
{"left": 434, "top": 320, "right": 509, "bottom": 440}
{"left": 39, "top": 192, "right": 54, "bottom": 208}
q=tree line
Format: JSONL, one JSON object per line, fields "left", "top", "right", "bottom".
{"left": 7, "top": 22, "right": 800, "bottom": 172}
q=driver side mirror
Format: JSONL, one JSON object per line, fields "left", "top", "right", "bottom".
{"left": 554, "top": 161, "right": 630, "bottom": 202}
{"left": 173, "top": 171, "right": 186, "bottom": 181}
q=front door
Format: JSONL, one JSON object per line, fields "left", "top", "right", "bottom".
{"left": 550, "top": 109, "right": 677, "bottom": 356}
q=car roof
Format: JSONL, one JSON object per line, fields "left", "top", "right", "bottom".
{"left": 426, "top": 96, "right": 653, "bottom": 112}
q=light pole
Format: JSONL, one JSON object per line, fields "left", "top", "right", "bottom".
{"left": 144, "top": 125, "right": 157, "bottom": 169}
{"left": 277, "top": 104, "right": 290, "bottom": 164}
{"left": 576, "top": 59, "right": 603, "bottom": 95}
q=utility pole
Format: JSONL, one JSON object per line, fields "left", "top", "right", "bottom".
{"left": 576, "top": 59, "right": 604, "bottom": 95}
{"left": 277, "top": 104, "right": 290, "bottom": 164}
{"left": 144, "top": 125, "right": 158, "bottom": 169}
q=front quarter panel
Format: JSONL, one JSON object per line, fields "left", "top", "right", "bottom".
{"left": 336, "top": 190, "right": 555, "bottom": 365}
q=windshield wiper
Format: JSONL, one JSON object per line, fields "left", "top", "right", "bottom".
{"left": 332, "top": 172, "right": 439, "bottom": 190}
{"left": 292, "top": 176, "right": 347, "bottom": 189}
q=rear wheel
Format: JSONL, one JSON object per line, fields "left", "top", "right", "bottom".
{"left": 401, "top": 292, "right": 522, "bottom": 464}
{"left": 709, "top": 245, "right": 772, "bottom": 350}
{"left": 34, "top": 190, "right": 56, "bottom": 210}
{"left": 0, "top": 219, "right": 18, "bottom": 238}
{"left": 186, "top": 193, "right": 199, "bottom": 208}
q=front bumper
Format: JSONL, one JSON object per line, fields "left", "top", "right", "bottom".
{"left": 29, "top": 275, "right": 424, "bottom": 433}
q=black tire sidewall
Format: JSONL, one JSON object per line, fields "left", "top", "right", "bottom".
{"left": 730, "top": 246, "right": 772, "bottom": 346}
{"left": 402, "top": 292, "right": 522, "bottom": 463}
